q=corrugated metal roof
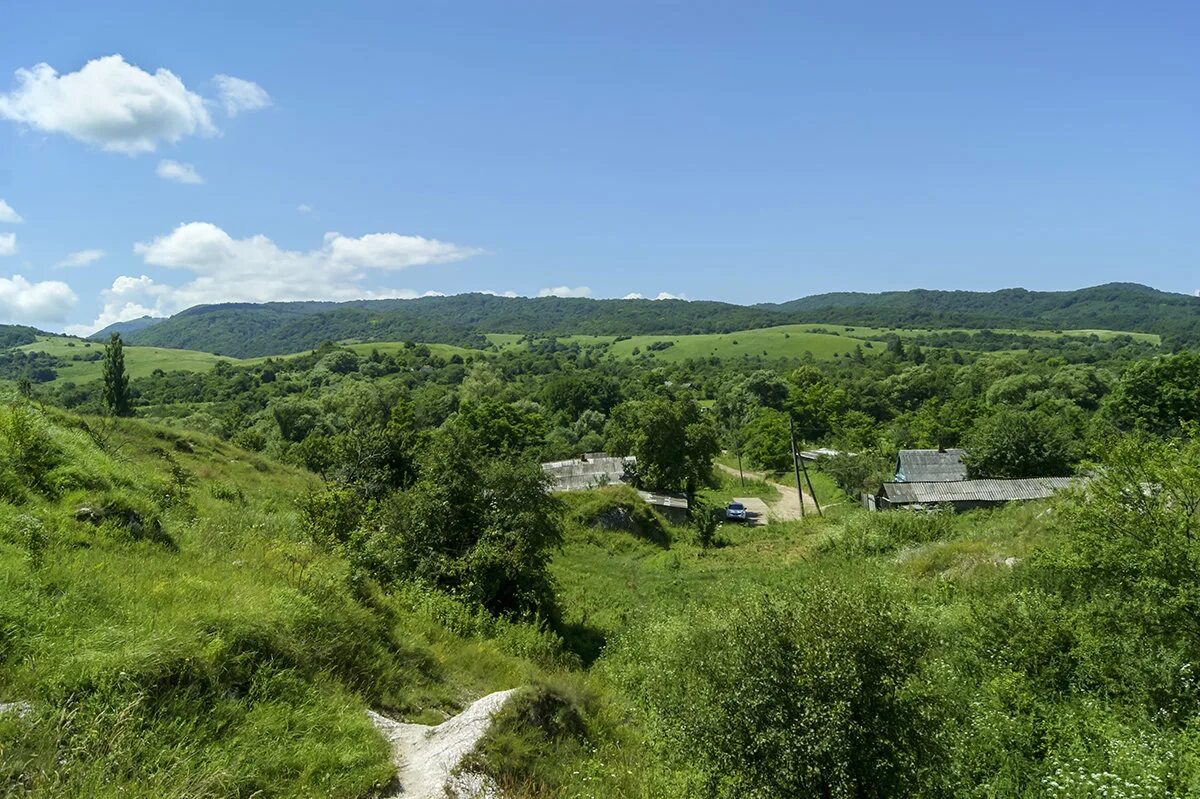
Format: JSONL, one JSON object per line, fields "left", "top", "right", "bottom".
{"left": 881, "top": 477, "right": 1075, "bottom": 504}
{"left": 895, "top": 449, "right": 968, "bottom": 482}
{"left": 541, "top": 454, "right": 634, "bottom": 492}
{"left": 637, "top": 490, "right": 689, "bottom": 510}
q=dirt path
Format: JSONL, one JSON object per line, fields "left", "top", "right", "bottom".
{"left": 717, "top": 462, "right": 818, "bottom": 521}
{"left": 368, "top": 688, "right": 518, "bottom": 799}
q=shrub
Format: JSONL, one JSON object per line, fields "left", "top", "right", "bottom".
{"left": 563, "top": 485, "right": 671, "bottom": 547}
{"left": 612, "top": 578, "right": 951, "bottom": 798}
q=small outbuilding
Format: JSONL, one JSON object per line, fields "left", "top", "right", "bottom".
{"left": 540, "top": 453, "right": 689, "bottom": 522}
{"left": 894, "top": 448, "right": 967, "bottom": 483}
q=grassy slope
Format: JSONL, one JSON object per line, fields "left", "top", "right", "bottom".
{"left": 18, "top": 336, "right": 249, "bottom": 383}
{"left": 16, "top": 336, "right": 490, "bottom": 386}
{"left": 0, "top": 402, "right": 560, "bottom": 798}
{"left": 19, "top": 322, "right": 1154, "bottom": 387}
{"left": 487, "top": 323, "right": 1159, "bottom": 363}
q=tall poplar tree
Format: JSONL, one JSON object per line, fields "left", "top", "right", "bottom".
{"left": 102, "top": 333, "right": 131, "bottom": 417}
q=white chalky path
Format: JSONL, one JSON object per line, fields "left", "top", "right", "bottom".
{"left": 368, "top": 688, "right": 518, "bottom": 799}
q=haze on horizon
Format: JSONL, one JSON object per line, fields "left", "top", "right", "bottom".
{"left": 0, "top": 1, "right": 1196, "bottom": 335}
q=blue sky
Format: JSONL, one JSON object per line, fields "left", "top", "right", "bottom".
{"left": 0, "top": 1, "right": 1196, "bottom": 333}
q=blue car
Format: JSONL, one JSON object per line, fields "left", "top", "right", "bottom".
{"left": 725, "top": 501, "right": 748, "bottom": 522}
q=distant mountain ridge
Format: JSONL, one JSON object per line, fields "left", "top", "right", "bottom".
{"left": 110, "top": 283, "right": 1200, "bottom": 358}
{"left": 89, "top": 316, "right": 165, "bottom": 340}
{"left": 757, "top": 282, "right": 1200, "bottom": 340}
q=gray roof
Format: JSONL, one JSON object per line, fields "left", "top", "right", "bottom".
{"left": 895, "top": 449, "right": 967, "bottom": 482}
{"left": 541, "top": 453, "right": 634, "bottom": 492}
{"left": 881, "top": 477, "right": 1075, "bottom": 505}
{"left": 636, "top": 490, "right": 689, "bottom": 510}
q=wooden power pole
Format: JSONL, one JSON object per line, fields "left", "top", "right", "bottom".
{"left": 789, "top": 416, "right": 823, "bottom": 518}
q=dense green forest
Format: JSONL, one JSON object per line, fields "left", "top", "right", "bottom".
{"left": 109, "top": 282, "right": 1200, "bottom": 358}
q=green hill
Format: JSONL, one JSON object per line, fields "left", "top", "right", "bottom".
{"left": 109, "top": 283, "right": 1200, "bottom": 358}
{"left": 760, "top": 282, "right": 1200, "bottom": 346}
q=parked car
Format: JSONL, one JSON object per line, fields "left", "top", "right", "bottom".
{"left": 725, "top": 501, "right": 748, "bottom": 522}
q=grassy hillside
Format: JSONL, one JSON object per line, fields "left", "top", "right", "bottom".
{"left": 0, "top": 400, "right": 574, "bottom": 797}
{"left": 108, "top": 283, "right": 1200, "bottom": 358}
{"left": 763, "top": 282, "right": 1199, "bottom": 345}
{"left": 17, "top": 336, "right": 248, "bottom": 383}
{"left": 487, "top": 323, "right": 1157, "bottom": 363}
{"left": 123, "top": 295, "right": 795, "bottom": 358}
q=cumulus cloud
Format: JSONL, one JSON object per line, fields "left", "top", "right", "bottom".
{"left": 0, "top": 55, "right": 215, "bottom": 154}
{"left": 0, "top": 274, "right": 77, "bottom": 323}
{"left": 481, "top": 289, "right": 519, "bottom": 298}
{"left": 537, "top": 286, "right": 592, "bottom": 298}
{"left": 322, "top": 232, "right": 482, "bottom": 269}
{"left": 0, "top": 233, "right": 15, "bottom": 256}
{"left": 623, "top": 291, "right": 686, "bottom": 301}
{"left": 0, "top": 200, "right": 22, "bottom": 224}
{"left": 62, "top": 274, "right": 170, "bottom": 336}
{"left": 55, "top": 249, "right": 105, "bottom": 268}
{"left": 156, "top": 159, "right": 204, "bottom": 184}
{"left": 128, "top": 222, "right": 479, "bottom": 310}
{"left": 213, "top": 75, "right": 271, "bottom": 116}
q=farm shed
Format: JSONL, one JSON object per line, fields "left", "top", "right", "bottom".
{"left": 540, "top": 454, "right": 689, "bottom": 522}
{"left": 541, "top": 454, "right": 634, "bottom": 492}
{"left": 877, "top": 477, "right": 1075, "bottom": 511}
{"left": 894, "top": 448, "right": 967, "bottom": 482}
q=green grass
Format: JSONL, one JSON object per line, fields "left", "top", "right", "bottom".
{"left": 18, "top": 336, "right": 250, "bottom": 383}
{"left": 335, "top": 340, "right": 487, "bottom": 360}
{"left": 15, "top": 336, "right": 489, "bottom": 385}
{"left": 488, "top": 323, "right": 1158, "bottom": 364}
{"left": 0, "top": 400, "right": 567, "bottom": 797}
{"left": 19, "top": 322, "right": 1155, "bottom": 387}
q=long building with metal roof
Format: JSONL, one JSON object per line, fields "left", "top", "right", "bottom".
{"left": 878, "top": 476, "right": 1076, "bottom": 510}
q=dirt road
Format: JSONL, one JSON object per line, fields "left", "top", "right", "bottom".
{"left": 717, "top": 462, "right": 818, "bottom": 522}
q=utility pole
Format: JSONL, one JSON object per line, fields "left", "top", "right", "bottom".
{"left": 789, "top": 415, "right": 806, "bottom": 518}
{"left": 789, "top": 416, "right": 823, "bottom": 518}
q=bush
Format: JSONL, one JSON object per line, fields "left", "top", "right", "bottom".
{"left": 459, "top": 680, "right": 595, "bottom": 793}
{"left": 563, "top": 485, "right": 671, "bottom": 547}
{"left": 612, "top": 578, "right": 950, "bottom": 798}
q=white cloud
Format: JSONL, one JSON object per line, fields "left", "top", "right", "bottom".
{"left": 323, "top": 231, "right": 481, "bottom": 269}
{"left": 0, "top": 54, "right": 215, "bottom": 154}
{"left": 129, "top": 222, "right": 479, "bottom": 310}
{"left": 481, "top": 289, "right": 519, "bottom": 298}
{"left": 55, "top": 248, "right": 105, "bottom": 268}
{"left": 0, "top": 199, "right": 22, "bottom": 224}
{"left": 297, "top": 203, "right": 313, "bottom": 213}
{"left": 623, "top": 291, "right": 686, "bottom": 301}
{"left": 537, "top": 286, "right": 592, "bottom": 298}
{"left": 63, "top": 274, "right": 169, "bottom": 336}
{"left": 213, "top": 75, "right": 270, "bottom": 116}
{"left": 0, "top": 274, "right": 77, "bottom": 324}
{"left": 156, "top": 159, "right": 204, "bottom": 184}
{"left": 0, "top": 233, "right": 15, "bottom": 256}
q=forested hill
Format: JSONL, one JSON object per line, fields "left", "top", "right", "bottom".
{"left": 0, "top": 324, "right": 45, "bottom": 348}
{"left": 761, "top": 282, "right": 1200, "bottom": 345}
{"left": 117, "top": 294, "right": 793, "bottom": 357}
{"left": 107, "top": 282, "right": 1200, "bottom": 357}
